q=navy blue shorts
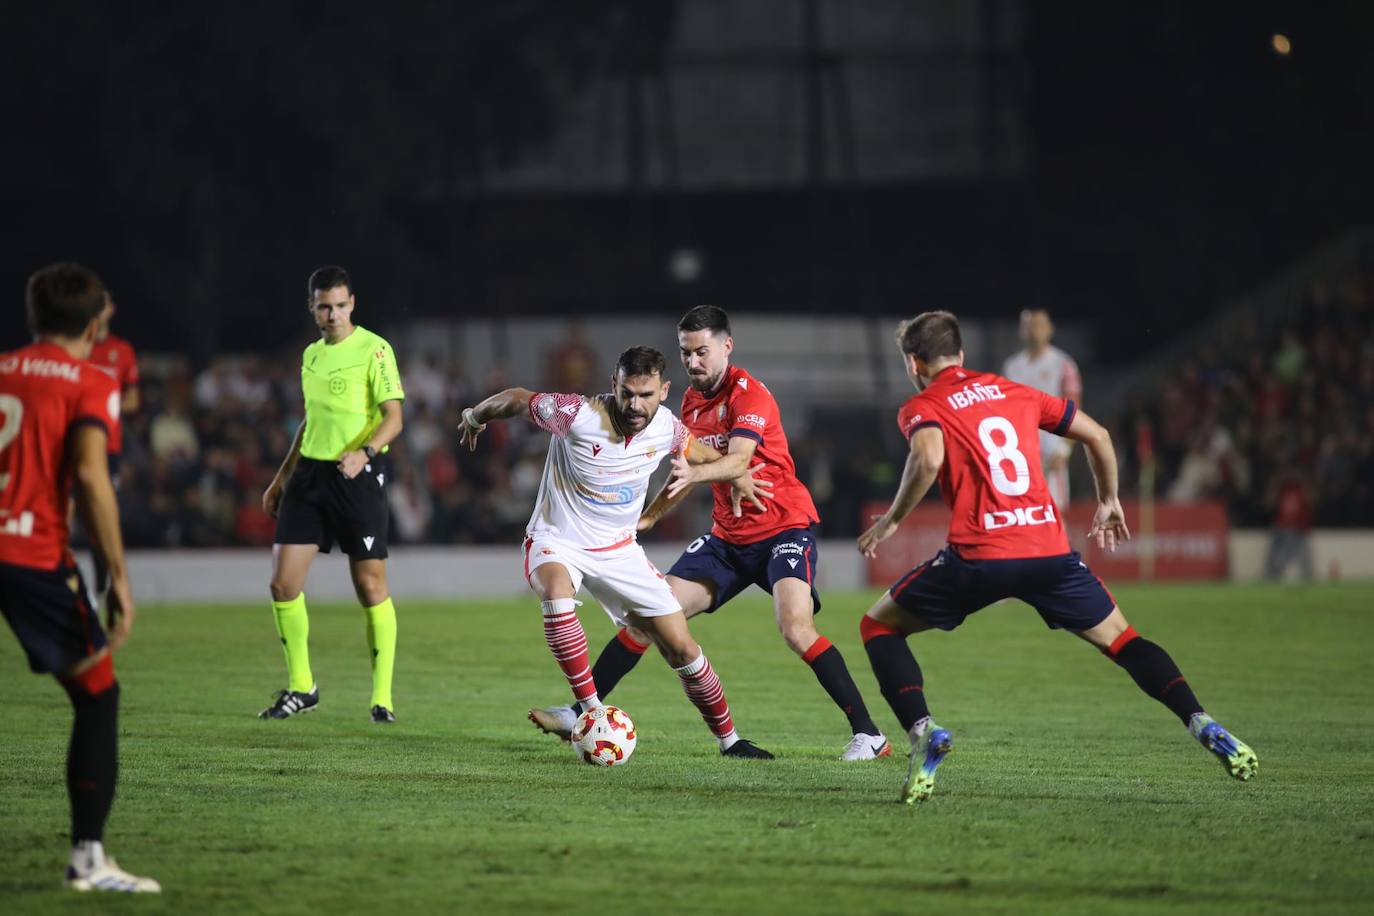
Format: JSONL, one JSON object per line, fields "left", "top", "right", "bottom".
{"left": 667, "top": 525, "right": 822, "bottom": 613}
{"left": 0, "top": 560, "right": 107, "bottom": 674}
{"left": 889, "top": 548, "right": 1115, "bottom": 632}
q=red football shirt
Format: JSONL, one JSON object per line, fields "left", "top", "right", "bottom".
{"left": 896, "top": 365, "right": 1076, "bottom": 560}
{"left": 88, "top": 333, "right": 138, "bottom": 455}
{"left": 681, "top": 365, "right": 819, "bottom": 544}
{"left": 0, "top": 342, "right": 120, "bottom": 570}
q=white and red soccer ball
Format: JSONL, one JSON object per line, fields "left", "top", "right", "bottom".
{"left": 571, "top": 705, "right": 637, "bottom": 766}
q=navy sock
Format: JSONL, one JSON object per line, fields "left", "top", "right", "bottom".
{"left": 861, "top": 624, "right": 930, "bottom": 734}
{"left": 572, "top": 630, "right": 648, "bottom": 715}
{"left": 65, "top": 681, "right": 120, "bottom": 844}
{"left": 804, "top": 638, "right": 880, "bottom": 735}
{"left": 1107, "top": 629, "right": 1204, "bottom": 725}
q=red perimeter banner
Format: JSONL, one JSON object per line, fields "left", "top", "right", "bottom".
{"left": 862, "top": 500, "right": 1229, "bottom": 585}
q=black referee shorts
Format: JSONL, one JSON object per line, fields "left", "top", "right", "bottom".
{"left": 0, "top": 559, "right": 107, "bottom": 674}
{"left": 274, "top": 456, "right": 390, "bottom": 559}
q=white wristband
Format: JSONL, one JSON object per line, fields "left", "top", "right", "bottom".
{"left": 463, "top": 408, "right": 484, "bottom": 430}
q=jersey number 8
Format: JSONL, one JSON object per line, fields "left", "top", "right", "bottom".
{"left": 977, "top": 415, "right": 1030, "bottom": 496}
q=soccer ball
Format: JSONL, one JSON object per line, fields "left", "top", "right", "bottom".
{"left": 571, "top": 705, "right": 637, "bottom": 766}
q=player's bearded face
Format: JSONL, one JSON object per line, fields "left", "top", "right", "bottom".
{"left": 613, "top": 372, "right": 668, "bottom": 433}
{"left": 678, "top": 329, "right": 732, "bottom": 393}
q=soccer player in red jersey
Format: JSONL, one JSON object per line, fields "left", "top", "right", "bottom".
{"left": 84, "top": 291, "right": 139, "bottom": 601}
{"left": 857, "top": 311, "right": 1257, "bottom": 803}
{"left": 88, "top": 291, "right": 141, "bottom": 458}
{"left": 0, "top": 263, "right": 159, "bottom": 891}
{"left": 531, "top": 306, "right": 888, "bottom": 760}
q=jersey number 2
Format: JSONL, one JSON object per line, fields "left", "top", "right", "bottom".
{"left": 977, "top": 416, "right": 1030, "bottom": 496}
{"left": 0, "top": 395, "right": 21, "bottom": 454}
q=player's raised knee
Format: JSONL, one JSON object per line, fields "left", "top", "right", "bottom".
{"left": 622, "top": 626, "right": 653, "bottom": 649}
{"left": 656, "top": 637, "right": 700, "bottom": 669}
{"left": 63, "top": 651, "right": 118, "bottom": 698}
{"left": 779, "top": 620, "right": 819, "bottom": 656}
{"left": 268, "top": 579, "right": 300, "bottom": 603}
{"left": 352, "top": 574, "right": 388, "bottom": 607}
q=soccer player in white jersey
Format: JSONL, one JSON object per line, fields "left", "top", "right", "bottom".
{"left": 458, "top": 346, "right": 774, "bottom": 758}
{"left": 1003, "top": 309, "right": 1083, "bottom": 508}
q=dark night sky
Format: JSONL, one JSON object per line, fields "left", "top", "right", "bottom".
{"left": 1, "top": 1, "right": 1370, "bottom": 361}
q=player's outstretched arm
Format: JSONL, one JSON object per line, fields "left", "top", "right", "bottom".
{"left": 71, "top": 425, "right": 135, "bottom": 650}
{"left": 670, "top": 435, "right": 755, "bottom": 492}
{"left": 641, "top": 436, "right": 773, "bottom": 531}
{"left": 640, "top": 437, "right": 714, "bottom": 530}
{"left": 264, "top": 419, "right": 306, "bottom": 517}
{"left": 1064, "top": 409, "right": 1130, "bottom": 551}
{"left": 458, "top": 387, "right": 536, "bottom": 450}
{"left": 858, "top": 426, "right": 943, "bottom": 557}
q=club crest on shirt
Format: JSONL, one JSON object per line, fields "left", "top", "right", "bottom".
{"left": 717, "top": 404, "right": 727, "bottom": 423}
{"left": 329, "top": 377, "right": 347, "bottom": 395}
{"left": 645, "top": 447, "right": 657, "bottom": 460}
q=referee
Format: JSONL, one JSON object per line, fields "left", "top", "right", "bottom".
{"left": 260, "top": 266, "right": 406, "bottom": 723}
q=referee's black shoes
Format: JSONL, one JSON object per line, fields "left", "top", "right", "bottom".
{"left": 258, "top": 685, "right": 319, "bottom": 719}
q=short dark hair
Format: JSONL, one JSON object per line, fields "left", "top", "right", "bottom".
{"left": 677, "top": 304, "right": 730, "bottom": 337}
{"left": 26, "top": 262, "right": 107, "bottom": 337}
{"left": 615, "top": 346, "right": 667, "bottom": 380}
{"left": 895, "top": 310, "right": 962, "bottom": 362}
{"left": 307, "top": 265, "right": 352, "bottom": 298}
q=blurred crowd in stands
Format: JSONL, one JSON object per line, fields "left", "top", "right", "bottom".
{"left": 105, "top": 281, "right": 1371, "bottom": 553}
{"left": 1117, "top": 278, "right": 1373, "bottom": 576}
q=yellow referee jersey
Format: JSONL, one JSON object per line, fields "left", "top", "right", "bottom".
{"left": 299, "top": 326, "right": 404, "bottom": 461}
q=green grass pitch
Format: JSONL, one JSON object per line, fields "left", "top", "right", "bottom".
{"left": 2, "top": 583, "right": 1372, "bottom": 914}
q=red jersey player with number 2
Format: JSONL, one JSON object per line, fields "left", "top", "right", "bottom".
{"left": 857, "top": 310, "right": 1257, "bottom": 804}
{"left": 0, "top": 263, "right": 158, "bottom": 891}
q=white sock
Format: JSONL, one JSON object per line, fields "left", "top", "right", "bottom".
{"left": 673, "top": 653, "right": 707, "bottom": 678}
{"left": 718, "top": 730, "right": 740, "bottom": 751}
{"left": 908, "top": 716, "right": 932, "bottom": 748}
{"left": 583, "top": 695, "right": 603, "bottom": 710}
{"left": 70, "top": 840, "right": 104, "bottom": 873}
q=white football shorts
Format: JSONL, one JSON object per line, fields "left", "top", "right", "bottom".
{"left": 521, "top": 534, "right": 680, "bottom": 626}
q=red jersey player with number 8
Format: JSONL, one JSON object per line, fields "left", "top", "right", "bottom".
{"left": 857, "top": 310, "right": 1257, "bottom": 804}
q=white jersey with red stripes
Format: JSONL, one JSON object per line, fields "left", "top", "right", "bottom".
{"left": 525, "top": 391, "right": 689, "bottom": 551}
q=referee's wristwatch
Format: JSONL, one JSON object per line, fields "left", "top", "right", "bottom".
{"left": 362, "top": 445, "right": 377, "bottom": 461}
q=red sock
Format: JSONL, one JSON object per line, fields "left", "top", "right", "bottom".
{"left": 674, "top": 652, "right": 734, "bottom": 739}
{"left": 541, "top": 599, "right": 597, "bottom": 704}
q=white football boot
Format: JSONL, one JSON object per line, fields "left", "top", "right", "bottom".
{"left": 65, "top": 842, "right": 160, "bottom": 893}
{"left": 841, "top": 733, "right": 893, "bottom": 761}
{"left": 528, "top": 705, "right": 577, "bottom": 741}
